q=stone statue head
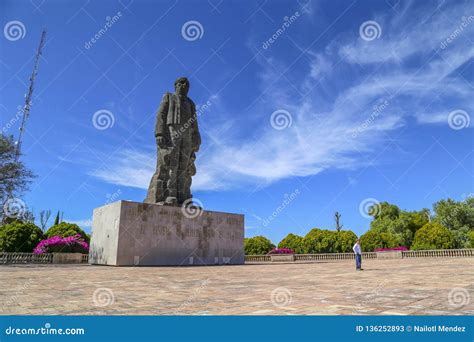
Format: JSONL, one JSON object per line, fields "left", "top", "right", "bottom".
{"left": 174, "top": 77, "right": 190, "bottom": 96}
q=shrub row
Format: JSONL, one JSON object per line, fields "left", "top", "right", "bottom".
{"left": 0, "top": 221, "right": 89, "bottom": 253}
{"left": 245, "top": 222, "right": 466, "bottom": 255}
{"left": 245, "top": 229, "right": 358, "bottom": 255}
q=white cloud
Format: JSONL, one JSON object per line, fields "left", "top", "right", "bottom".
{"left": 339, "top": 2, "right": 474, "bottom": 65}
{"left": 415, "top": 112, "right": 448, "bottom": 124}
{"left": 309, "top": 53, "right": 332, "bottom": 79}
{"left": 91, "top": 150, "right": 154, "bottom": 189}
{"left": 90, "top": 1, "right": 473, "bottom": 192}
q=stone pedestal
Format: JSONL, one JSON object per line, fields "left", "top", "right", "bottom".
{"left": 89, "top": 201, "right": 245, "bottom": 266}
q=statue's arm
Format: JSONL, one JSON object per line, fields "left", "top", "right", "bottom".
{"left": 155, "top": 93, "right": 169, "bottom": 137}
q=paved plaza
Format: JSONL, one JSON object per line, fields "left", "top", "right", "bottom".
{"left": 1, "top": 258, "right": 472, "bottom": 315}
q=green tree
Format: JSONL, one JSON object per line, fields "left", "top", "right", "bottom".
{"left": 302, "top": 228, "right": 337, "bottom": 253}
{"left": 244, "top": 236, "right": 275, "bottom": 255}
{"left": 369, "top": 201, "right": 400, "bottom": 220}
{"left": 278, "top": 233, "right": 304, "bottom": 253}
{"left": 333, "top": 230, "right": 358, "bottom": 253}
{"left": 411, "top": 222, "right": 456, "bottom": 250}
{"left": 369, "top": 202, "right": 428, "bottom": 247}
{"left": 0, "top": 134, "right": 35, "bottom": 223}
{"left": 433, "top": 198, "right": 474, "bottom": 248}
{"left": 359, "top": 230, "right": 398, "bottom": 252}
{"left": 45, "top": 222, "right": 89, "bottom": 243}
{"left": 53, "top": 211, "right": 60, "bottom": 226}
{"left": 469, "top": 230, "right": 474, "bottom": 248}
{"left": 0, "top": 221, "right": 43, "bottom": 252}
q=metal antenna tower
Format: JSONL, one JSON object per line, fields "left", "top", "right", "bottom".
{"left": 15, "top": 29, "right": 46, "bottom": 161}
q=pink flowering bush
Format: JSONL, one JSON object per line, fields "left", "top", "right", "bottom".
{"left": 33, "top": 234, "right": 89, "bottom": 254}
{"left": 267, "top": 247, "right": 294, "bottom": 255}
{"left": 374, "top": 246, "right": 408, "bottom": 252}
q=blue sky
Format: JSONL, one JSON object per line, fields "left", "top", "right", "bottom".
{"left": 0, "top": 0, "right": 473, "bottom": 244}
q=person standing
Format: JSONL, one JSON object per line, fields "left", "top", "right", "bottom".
{"left": 353, "top": 239, "right": 363, "bottom": 271}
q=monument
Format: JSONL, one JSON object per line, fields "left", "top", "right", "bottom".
{"left": 89, "top": 77, "right": 245, "bottom": 266}
{"left": 144, "top": 77, "right": 201, "bottom": 206}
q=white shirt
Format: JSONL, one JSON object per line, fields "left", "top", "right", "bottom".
{"left": 353, "top": 243, "right": 361, "bottom": 255}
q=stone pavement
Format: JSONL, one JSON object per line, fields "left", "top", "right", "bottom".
{"left": 0, "top": 258, "right": 472, "bottom": 315}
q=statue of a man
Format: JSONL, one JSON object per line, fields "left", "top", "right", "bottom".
{"left": 145, "top": 77, "right": 201, "bottom": 205}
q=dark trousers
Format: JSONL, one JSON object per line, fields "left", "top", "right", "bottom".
{"left": 355, "top": 254, "right": 362, "bottom": 269}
